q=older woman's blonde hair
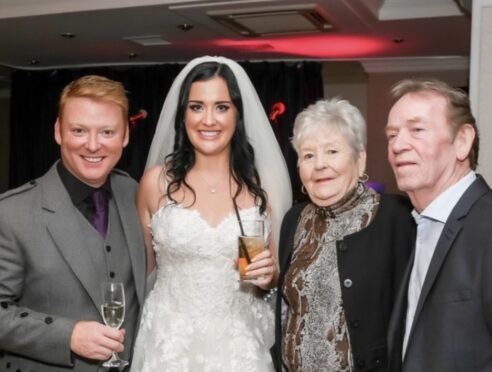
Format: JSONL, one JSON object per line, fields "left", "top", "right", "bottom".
{"left": 291, "top": 97, "right": 366, "bottom": 161}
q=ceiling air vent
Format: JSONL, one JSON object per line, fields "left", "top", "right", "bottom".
{"left": 123, "top": 35, "right": 171, "bottom": 46}
{"left": 209, "top": 5, "right": 334, "bottom": 37}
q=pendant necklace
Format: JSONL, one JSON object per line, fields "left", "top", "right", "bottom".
{"left": 198, "top": 172, "right": 219, "bottom": 194}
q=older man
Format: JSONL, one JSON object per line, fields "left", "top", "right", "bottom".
{"left": 0, "top": 75, "right": 146, "bottom": 371}
{"left": 385, "top": 78, "right": 492, "bottom": 372}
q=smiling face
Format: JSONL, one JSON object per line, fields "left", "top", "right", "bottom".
{"left": 298, "top": 127, "right": 366, "bottom": 207}
{"left": 55, "top": 97, "right": 129, "bottom": 187}
{"left": 184, "top": 76, "right": 237, "bottom": 159}
{"left": 386, "top": 92, "right": 473, "bottom": 210}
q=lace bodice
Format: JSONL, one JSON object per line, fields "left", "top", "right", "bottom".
{"left": 131, "top": 203, "right": 275, "bottom": 372}
{"left": 152, "top": 204, "right": 259, "bottom": 289}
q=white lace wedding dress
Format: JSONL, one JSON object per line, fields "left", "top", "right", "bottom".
{"left": 131, "top": 203, "right": 275, "bottom": 372}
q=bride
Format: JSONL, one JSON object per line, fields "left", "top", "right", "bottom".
{"left": 130, "top": 56, "right": 292, "bottom": 372}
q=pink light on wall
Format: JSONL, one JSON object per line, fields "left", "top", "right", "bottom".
{"left": 212, "top": 34, "right": 388, "bottom": 58}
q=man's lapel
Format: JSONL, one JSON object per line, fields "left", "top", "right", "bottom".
{"left": 41, "top": 164, "right": 103, "bottom": 309}
{"left": 388, "top": 248, "right": 414, "bottom": 371}
{"left": 408, "top": 219, "right": 462, "bottom": 341}
{"left": 407, "top": 175, "right": 490, "bottom": 345}
{"left": 111, "top": 177, "right": 146, "bottom": 306}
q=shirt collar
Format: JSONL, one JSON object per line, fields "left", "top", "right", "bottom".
{"left": 412, "top": 171, "right": 476, "bottom": 224}
{"left": 57, "top": 161, "right": 112, "bottom": 205}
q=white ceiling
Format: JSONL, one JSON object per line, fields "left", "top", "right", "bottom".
{"left": 0, "top": 0, "right": 470, "bottom": 72}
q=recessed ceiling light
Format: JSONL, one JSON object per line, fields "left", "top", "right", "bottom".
{"left": 178, "top": 23, "right": 194, "bottom": 31}
{"left": 128, "top": 52, "right": 138, "bottom": 59}
{"left": 61, "top": 32, "right": 76, "bottom": 39}
{"left": 29, "top": 59, "right": 39, "bottom": 65}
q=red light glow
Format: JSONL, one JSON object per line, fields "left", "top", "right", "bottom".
{"left": 211, "top": 34, "right": 388, "bottom": 58}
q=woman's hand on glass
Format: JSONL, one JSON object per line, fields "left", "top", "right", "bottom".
{"left": 245, "top": 249, "right": 277, "bottom": 289}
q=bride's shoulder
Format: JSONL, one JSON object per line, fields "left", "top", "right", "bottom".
{"left": 143, "top": 164, "right": 165, "bottom": 178}
{"left": 141, "top": 165, "right": 169, "bottom": 189}
{"left": 138, "top": 165, "right": 169, "bottom": 211}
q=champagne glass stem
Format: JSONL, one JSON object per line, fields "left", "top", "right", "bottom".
{"left": 110, "top": 351, "right": 119, "bottom": 362}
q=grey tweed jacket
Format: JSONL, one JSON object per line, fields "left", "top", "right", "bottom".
{"left": 0, "top": 162, "right": 146, "bottom": 372}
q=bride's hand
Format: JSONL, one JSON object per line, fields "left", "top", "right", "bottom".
{"left": 245, "top": 249, "right": 277, "bottom": 290}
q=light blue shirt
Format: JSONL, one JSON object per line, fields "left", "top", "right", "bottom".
{"left": 402, "top": 171, "right": 476, "bottom": 357}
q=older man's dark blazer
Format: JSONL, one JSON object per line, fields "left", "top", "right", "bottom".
{"left": 388, "top": 175, "right": 492, "bottom": 372}
{"left": 272, "top": 193, "right": 415, "bottom": 371}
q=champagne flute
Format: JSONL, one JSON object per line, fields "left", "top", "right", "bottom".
{"left": 101, "top": 282, "right": 128, "bottom": 368}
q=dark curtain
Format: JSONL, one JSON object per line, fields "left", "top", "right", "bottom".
{"left": 9, "top": 61, "right": 323, "bottom": 199}
{"left": 243, "top": 61, "right": 323, "bottom": 201}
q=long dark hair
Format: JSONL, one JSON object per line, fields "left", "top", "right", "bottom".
{"left": 165, "top": 61, "right": 267, "bottom": 214}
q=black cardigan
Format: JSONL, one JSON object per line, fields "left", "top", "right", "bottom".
{"left": 271, "top": 193, "right": 416, "bottom": 371}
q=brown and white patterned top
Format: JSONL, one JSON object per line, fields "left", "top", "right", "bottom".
{"left": 281, "top": 184, "right": 380, "bottom": 372}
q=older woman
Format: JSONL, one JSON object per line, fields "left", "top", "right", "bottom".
{"left": 272, "top": 98, "right": 415, "bottom": 371}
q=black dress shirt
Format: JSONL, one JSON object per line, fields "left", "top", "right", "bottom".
{"left": 56, "top": 161, "right": 112, "bottom": 223}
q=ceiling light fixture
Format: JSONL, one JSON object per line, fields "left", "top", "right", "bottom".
{"left": 29, "top": 59, "right": 39, "bottom": 65}
{"left": 128, "top": 52, "right": 138, "bottom": 59}
{"left": 178, "top": 23, "right": 194, "bottom": 31}
{"left": 61, "top": 32, "right": 76, "bottom": 39}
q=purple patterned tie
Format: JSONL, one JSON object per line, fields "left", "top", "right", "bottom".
{"left": 91, "top": 189, "right": 108, "bottom": 237}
